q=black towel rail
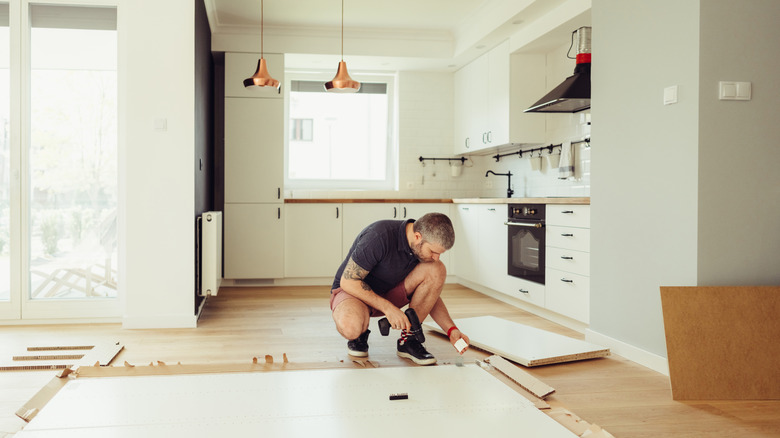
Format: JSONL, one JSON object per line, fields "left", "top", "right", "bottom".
{"left": 492, "top": 138, "right": 590, "bottom": 162}
{"left": 418, "top": 156, "right": 467, "bottom": 164}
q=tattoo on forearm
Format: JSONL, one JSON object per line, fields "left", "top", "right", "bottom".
{"left": 343, "top": 258, "right": 368, "bottom": 282}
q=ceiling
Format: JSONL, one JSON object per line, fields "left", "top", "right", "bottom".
{"left": 204, "top": 0, "right": 589, "bottom": 71}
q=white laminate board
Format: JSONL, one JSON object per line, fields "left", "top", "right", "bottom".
{"left": 17, "top": 365, "right": 577, "bottom": 437}
{"left": 425, "top": 316, "right": 609, "bottom": 367}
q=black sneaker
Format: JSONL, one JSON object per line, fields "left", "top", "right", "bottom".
{"left": 347, "top": 329, "right": 370, "bottom": 357}
{"left": 397, "top": 337, "right": 436, "bottom": 365}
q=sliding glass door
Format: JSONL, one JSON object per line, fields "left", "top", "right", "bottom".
{"left": 1, "top": 1, "right": 119, "bottom": 321}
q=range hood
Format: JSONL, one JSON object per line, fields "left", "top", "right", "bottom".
{"left": 525, "top": 26, "right": 591, "bottom": 113}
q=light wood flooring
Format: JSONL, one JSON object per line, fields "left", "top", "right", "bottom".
{"left": 1, "top": 284, "right": 778, "bottom": 437}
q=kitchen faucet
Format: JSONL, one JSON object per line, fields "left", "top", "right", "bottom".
{"left": 485, "top": 170, "right": 514, "bottom": 198}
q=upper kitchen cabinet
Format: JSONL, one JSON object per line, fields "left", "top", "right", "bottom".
{"left": 225, "top": 52, "right": 284, "bottom": 99}
{"left": 224, "top": 97, "right": 283, "bottom": 203}
{"left": 453, "top": 41, "right": 546, "bottom": 154}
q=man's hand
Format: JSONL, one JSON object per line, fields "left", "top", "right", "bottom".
{"left": 449, "top": 328, "right": 470, "bottom": 354}
{"left": 383, "top": 306, "right": 411, "bottom": 332}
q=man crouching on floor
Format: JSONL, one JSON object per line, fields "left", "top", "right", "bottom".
{"left": 329, "top": 212, "right": 470, "bottom": 365}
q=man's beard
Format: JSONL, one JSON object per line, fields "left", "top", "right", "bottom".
{"left": 411, "top": 241, "right": 427, "bottom": 262}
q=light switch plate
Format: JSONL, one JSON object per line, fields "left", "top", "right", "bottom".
{"left": 664, "top": 85, "right": 678, "bottom": 105}
{"left": 719, "top": 81, "right": 751, "bottom": 100}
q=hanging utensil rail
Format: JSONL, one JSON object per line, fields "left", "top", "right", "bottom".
{"left": 492, "top": 138, "right": 590, "bottom": 162}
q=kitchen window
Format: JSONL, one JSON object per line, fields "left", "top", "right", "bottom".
{"left": 285, "top": 73, "right": 397, "bottom": 191}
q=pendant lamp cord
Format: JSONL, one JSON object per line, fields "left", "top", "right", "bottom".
{"left": 340, "top": 0, "right": 344, "bottom": 61}
{"left": 261, "top": 0, "right": 264, "bottom": 57}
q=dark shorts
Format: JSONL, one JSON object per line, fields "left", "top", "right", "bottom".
{"left": 330, "top": 282, "right": 410, "bottom": 317}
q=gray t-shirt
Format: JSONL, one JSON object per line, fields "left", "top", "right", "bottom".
{"left": 332, "top": 219, "right": 419, "bottom": 295}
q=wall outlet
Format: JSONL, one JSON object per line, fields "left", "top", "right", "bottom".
{"left": 485, "top": 180, "right": 493, "bottom": 189}
{"left": 406, "top": 182, "right": 414, "bottom": 189}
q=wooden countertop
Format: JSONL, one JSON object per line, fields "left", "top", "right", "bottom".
{"left": 452, "top": 197, "right": 590, "bottom": 205}
{"left": 284, "top": 197, "right": 589, "bottom": 204}
{"left": 285, "top": 199, "right": 452, "bottom": 203}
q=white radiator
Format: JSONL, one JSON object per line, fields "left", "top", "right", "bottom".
{"left": 200, "top": 211, "right": 223, "bottom": 296}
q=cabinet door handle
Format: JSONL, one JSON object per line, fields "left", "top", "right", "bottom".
{"left": 336, "top": 207, "right": 339, "bottom": 219}
{"left": 561, "top": 256, "right": 574, "bottom": 260}
{"left": 561, "top": 233, "right": 574, "bottom": 237}
{"left": 277, "top": 187, "right": 281, "bottom": 199}
{"left": 462, "top": 207, "right": 469, "bottom": 211}
{"left": 277, "top": 207, "right": 281, "bottom": 219}
{"left": 519, "top": 289, "right": 529, "bottom": 294}
{"left": 394, "top": 207, "right": 397, "bottom": 218}
{"left": 465, "top": 138, "right": 470, "bottom": 149}
{"left": 561, "top": 278, "right": 574, "bottom": 283}
{"left": 487, "top": 131, "right": 492, "bottom": 143}
{"left": 562, "top": 210, "right": 574, "bottom": 214}
{"left": 403, "top": 207, "right": 407, "bottom": 218}
{"left": 487, "top": 208, "right": 496, "bottom": 212}
{"left": 482, "top": 132, "right": 487, "bottom": 144}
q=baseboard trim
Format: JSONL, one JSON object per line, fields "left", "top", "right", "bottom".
{"left": 585, "top": 329, "right": 669, "bottom": 375}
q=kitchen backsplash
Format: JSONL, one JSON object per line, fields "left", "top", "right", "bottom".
{"left": 287, "top": 66, "right": 590, "bottom": 200}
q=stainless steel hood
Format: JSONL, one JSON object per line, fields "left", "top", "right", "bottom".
{"left": 525, "top": 26, "right": 591, "bottom": 113}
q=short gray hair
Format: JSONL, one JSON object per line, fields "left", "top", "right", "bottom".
{"left": 413, "top": 213, "right": 455, "bottom": 250}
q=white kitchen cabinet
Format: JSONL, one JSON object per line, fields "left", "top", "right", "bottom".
{"left": 284, "top": 204, "right": 343, "bottom": 278}
{"left": 453, "top": 204, "right": 480, "bottom": 283}
{"left": 453, "top": 41, "right": 545, "bottom": 154}
{"left": 505, "top": 275, "right": 545, "bottom": 308}
{"left": 545, "top": 205, "right": 591, "bottom": 323}
{"left": 341, "top": 203, "right": 452, "bottom": 270}
{"left": 453, "top": 204, "right": 506, "bottom": 288}
{"left": 224, "top": 203, "right": 284, "bottom": 279}
{"left": 477, "top": 205, "right": 508, "bottom": 291}
{"left": 224, "top": 98, "right": 284, "bottom": 204}
{"left": 225, "top": 52, "right": 284, "bottom": 99}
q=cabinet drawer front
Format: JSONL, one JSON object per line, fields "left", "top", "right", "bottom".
{"left": 545, "top": 268, "right": 589, "bottom": 323}
{"left": 546, "top": 226, "right": 590, "bottom": 252}
{"left": 547, "top": 205, "right": 590, "bottom": 228}
{"left": 505, "top": 276, "right": 545, "bottom": 308}
{"left": 546, "top": 247, "right": 590, "bottom": 276}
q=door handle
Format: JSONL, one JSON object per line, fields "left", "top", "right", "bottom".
{"left": 561, "top": 233, "right": 574, "bottom": 237}
{"left": 519, "top": 289, "right": 529, "bottom": 294}
{"left": 561, "top": 278, "right": 574, "bottom": 283}
{"left": 561, "top": 256, "right": 574, "bottom": 260}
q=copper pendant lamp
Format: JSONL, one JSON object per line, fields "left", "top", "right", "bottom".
{"left": 324, "top": 0, "right": 360, "bottom": 93}
{"left": 243, "top": 0, "right": 280, "bottom": 90}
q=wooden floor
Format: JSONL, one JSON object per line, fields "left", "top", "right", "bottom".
{"left": 1, "top": 284, "right": 778, "bottom": 437}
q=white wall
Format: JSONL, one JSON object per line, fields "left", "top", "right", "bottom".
{"left": 697, "top": 0, "right": 780, "bottom": 285}
{"left": 120, "top": 0, "right": 196, "bottom": 328}
{"left": 589, "top": 0, "right": 700, "bottom": 361}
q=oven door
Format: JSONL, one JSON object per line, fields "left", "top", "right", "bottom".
{"left": 506, "top": 220, "right": 546, "bottom": 284}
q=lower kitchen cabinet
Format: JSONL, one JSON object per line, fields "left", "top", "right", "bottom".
{"left": 285, "top": 204, "right": 343, "bottom": 278}
{"left": 545, "top": 269, "right": 589, "bottom": 323}
{"left": 453, "top": 204, "right": 479, "bottom": 283}
{"left": 545, "top": 204, "right": 591, "bottom": 323}
{"left": 453, "top": 204, "right": 506, "bottom": 288}
{"left": 477, "top": 205, "right": 508, "bottom": 292}
{"left": 505, "top": 276, "right": 545, "bottom": 308}
{"left": 224, "top": 203, "right": 284, "bottom": 279}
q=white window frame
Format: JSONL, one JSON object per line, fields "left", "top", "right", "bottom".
{"left": 283, "top": 70, "right": 398, "bottom": 192}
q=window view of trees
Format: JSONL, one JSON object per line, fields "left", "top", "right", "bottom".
{"left": 28, "top": 27, "right": 117, "bottom": 299}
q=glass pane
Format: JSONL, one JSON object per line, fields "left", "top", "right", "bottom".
{"left": 0, "top": 3, "right": 9, "bottom": 302}
{"left": 29, "top": 10, "right": 117, "bottom": 300}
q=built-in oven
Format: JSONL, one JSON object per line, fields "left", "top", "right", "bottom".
{"left": 506, "top": 204, "right": 545, "bottom": 284}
